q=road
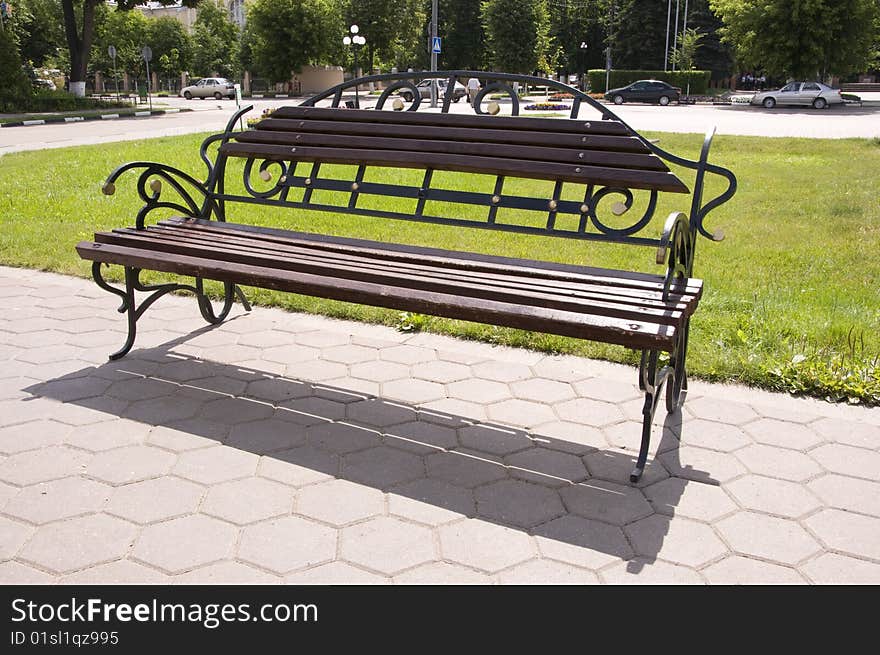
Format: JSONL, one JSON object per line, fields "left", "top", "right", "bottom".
{"left": 2, "top": 93, "right": 879, "bottom": 156}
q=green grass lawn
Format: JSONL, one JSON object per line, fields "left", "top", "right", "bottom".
{"left": 1, "top": 131, "right": 878, "bottom": 403}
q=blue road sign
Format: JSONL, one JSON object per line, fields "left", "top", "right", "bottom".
{"left": 431, "top": 37, "right": 441, "bottom": 54}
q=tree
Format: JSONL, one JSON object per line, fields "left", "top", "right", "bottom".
{"left": 191, "top": 0, "right": 239, "bottom": 77}
{"left": 482, "top": 0, "right": 556, "bottom": 74}
{"left": 247, "top": 0, "right": 341, "bottom": 83}
{"left": 669, "top": 26, "right": 704, "bottom": 71}
{"left": 343, "top": 0, "right": 426, "bottom": 72}
{"left": 61, "top": 1, "right": 199, "bottom": 97}
{"left": 613, "top": 0, "right": 669, "bottom": 70}
{"left": 91, "top": 7, "right": 149, "bottom": 80}
{"left": 548, "top": 0, "right": 604, "bottom": 77}
{"left": 149, "top": 16, "right": 192, "bottom": 86}
{"left": 710, "top": 0, "right": 880, "bottom": 79}
{"left": 439, "top": 0, "right": 485, "bottom": 70}
{"left": 15, "top": 0, "right": 64, "bottom": 67}
{"left": 0, "top": 21, "right": 33, "bottom": 111}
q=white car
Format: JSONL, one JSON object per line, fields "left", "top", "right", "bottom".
{"left": 750, "top": 81, "right": 843, "bottom": 109}
{"left": 180, "top": 78, "right": 235, "bottom": 100}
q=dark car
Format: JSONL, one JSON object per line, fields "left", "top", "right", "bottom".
{"left": 604, "top": 80, "right": 681, "bottom": 105}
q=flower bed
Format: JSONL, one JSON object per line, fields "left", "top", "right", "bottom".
{"left": 524, "top": 103, "right": 571, "bottom": 111}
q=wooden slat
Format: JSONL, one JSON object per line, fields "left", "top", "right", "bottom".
{"left": 235, "top": 129, "right": 670, "bottom": 172}
{"left": 254, "top": 118, "right": 651, "bottom": 153}
{"left": 150, "top": 223, "right": 699, "bottom": 309}
{"left": 76, "top": 240, "right": 678, "bottom": 351}
{"left": 271, "top": 106, "right": 632, "bottom": 136}
{"left": 220, "top": 142, "right": 689, "bottom": 194}
{"left": 95, "top": 229, "right": 687, "bottom": 326}
{"left": 162, "top": 217, "right": 703, "bottom": 298}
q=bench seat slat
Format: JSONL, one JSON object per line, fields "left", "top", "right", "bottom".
{"left": 95, "top": 228, "right": 689, "bottom": 326}
{"left": 147, "top": 223, "right": 699, "bottom": 311}
{"left": 160, "top": 218, "right": 703, "bottom": 297}
{"left": 235, "top": 129, "right": 670, "bottom": 172}
{"left": 76, "top": 240, "right": 678, "bottom": 351}
{"left": 220, "top": 142, "right": 690, "bottom": 193}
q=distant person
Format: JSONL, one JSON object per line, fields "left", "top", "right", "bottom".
{"left": 467, "top": 77, "right": 481, "bottom": 104}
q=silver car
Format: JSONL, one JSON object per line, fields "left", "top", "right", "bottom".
{"left": 750, "top": 81, "right": 843, "bottom": 109}
{"left": 399, "top": 79, "right": 467, "bottom": 103}
{"left": 180, "top": 77, "right": 235, "bottom": 100}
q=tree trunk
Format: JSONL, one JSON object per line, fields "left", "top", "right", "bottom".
{"left": 62, "top": 0, "right": 98, "bottom": 96}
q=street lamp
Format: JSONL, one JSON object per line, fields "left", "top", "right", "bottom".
{"left": 343, "top": 24, "right": 366, "bottom": 108}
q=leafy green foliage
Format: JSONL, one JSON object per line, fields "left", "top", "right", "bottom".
{"left": 247, "top": 0, "right": 341, "bottom": 82}
{"left": 149, "top": 16, "right": 192, "bottom": 80}
{"left": 481, "top": 0, "right": 556, "bottom": 74}
{"left": 439, "top": 0, "right": 485, "bottom": 70}
{"left": 710, "top": 0, "right": 880, "bottom": 78}
{"left": 0, "top": 25, "right": 33, "bottom": 112}
{"left": 344, "top": 0, "right": 426, "bottom": 72}
{"left": 669, "top": 27, "right": 705, "bottom": 71}
{"left": 548, "top": 0, "right": 604, "bottom": 75}
{"left": 14, "top": 0, "right": 64, "bottom": 67}
{"left": 91, "top": 6, "right": 150, "bottom": 76}
{"left": 612, "top": 0, "right": 669, "bottom": 70}
{"left": 588, "top": 68, "right": 711, "bottom": 93}
{"left": 191, "top": 0, "right": 239, "bottom": 78}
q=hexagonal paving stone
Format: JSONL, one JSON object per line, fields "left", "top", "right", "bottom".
{"left": 686, "top": 397, "right": 759, "bottom": 425}
{"left": 296, "top": 479, "right": 384, "bottom": 526}
{"left": 316, "top": 377, "right": 379, "bottom": 401}
{"left": 379, "top": 345, "right": 435, "bottom": 365}
{"left": 412, "top": 360, "right": 471, "bottom": 384}
{"left": 425, "top": 451, "right": 507, "bottom": 489}
{"left": 0, "top": 398, "right": 62, "bottom": 427}
{"left": 678, "top": 419, "right": 752, "bottom": 453}
{"left": 307, "top": 421, "right": 381, "bottom": 455}
{"left": 124, "top": 396, "right": 203, "bottom": 424}
{"left": 387, "top": 478, "right": 475, "bottom": 525}
{"left": 285, "top": 561, "right": 391, "bottom": 584}
{"left": 20, "top": 514, "right": 137, "bottom": 574}
{"left": 809, "top": 443, "right": 880, "bottom": 481}
{"left": 600, "top": 558, "right": 705, "bottom": 584}
{"left": 510, "top": 378, "right": 576, "bottom": 404}
{"left": 643, "top": 477, "right": 737, "bottom": 522}
{"left": 447, "top": 379, "right": 512, "bottom": 404}
{"left": 0, "top": 446, "right": 91, "bottom": 486}
{"left": 533, "top": 515, "right": 633, "bottom": 569}
{"left": 341, "top": 446, "right": 424, "bottom": 489}
{"left": 277, "top": 397, "right": 347, "bottom": 424}
{"left": 381, "top": 379, "right": 446, "bottom": 405}
{"left": 285, "top": 360, "right": 349, "bottom": 382}
{"left": 340, "top": 516, "right": 435, "bottom": 575}
{"left": 803, "top": 509, "right": 880, "bottom": 561}
{"left": 239, "top": 330, "right": 296, "bottom": 349}
{"left": 560, "top": 479, "right": 653, "bottom": 526}
{"left": 800, "top": 553, "right": 880, "bottom": 584}
{"left": 475, "top": 479, "right": 565, "bottom": 529}
{"left": 296, "top": 330, "right": 350, "bottom": 348}
{"left": 0, "top": 561, "right": 55, "bottom": 584}
{"left": 245, "top": 377, "right": 311, "bottom": 403}
{"left": 86, "top": 445, "right": 176, "bottom": 485}
{"left": 0, "top": 419, "right": 71, "bottom": 454}
{"left": 133, "top": 514, "right": 238, "bottom": 573}
{"left": 173, "top": 561, "right": 279, "bottom": 584}
{"left": 624, "top": 514, "right": 728, "bottom": 568}
{"left": 496, "top": 559, "right": 599, "bottom": 584}
{"left": 393, "top": 562, "right": 492, "bottom": 585}
{"left": 0, "top": 516, "right": 33, "bottom": 559}
{"left": 726, "top": 475, "right": 822, "bottom": 518}
{"left": 201, "top": 344, "right": 262, "bottom": 364}
{"left": 530, "top": 421, "right": 607, "bottom": 454}
{"left": 320, "top": 344, "right": 377, "bottom": 365}
{"left": 439, "top": 519, "right": 535, "bottom": 573}
{"left": 420, "top": 398, "right": 487, "bottom": 423}
{"left": 807, "top": 474, "right": 880, "bottom": 517}
{"left": 64, "top": 419, "right": 152, "bottom": 452}
{"left": 226, "top": 419, "right": 307, "bottom": 454}
{"left": 147, "top": 419, "right": 228, "bottom": 452}
{"left": 61, "top": 560, "right": 171, "bottom": 585}
{"left": 349, "top": 361, "right": 410, "bottom": 383}
{"left": 105, "top": 477, "right": 204, "bottom": 524}
{"left": 30, "top": 376, "right": 112, "bottom": 403}
{"left": 238, "top": 516, "right": 336, "bottom": 574}
{"left": 702, "top": 556, "right": 806, "bottom": 584}
{"left": 734, "top": 444, "right": 822, "bottom": 482}
{"left": 174, "top": 446, "right": 260, "bottom": 485}
{"left": 259, "top": 344, "right": 321, "bottom": 366}
{"left": 4, "top": 476, "right": 112, "bottom": 524}
{"left": 506, "top": 448, "right": 588, "bottom": 487}
{"left": 383, "top": 421, "right": 457, "bottom": 454}
{"left": 573, "top": 377, "right": 640, "bottom": 403}
{"left": 554, "top": 398, "right": 622, "bottom": 427}
{"left": 458, "top": 424, "right": 533, "bottom": 456}
{"left": 183, "top": 376, "right": 249, "bottom": 399}
{"left": 658, "top": 445, "right": 747, "bottom": 485}
{"left": 486, "top": 399, "right": 556, "bottom": 429}
{"left": 346, "top": 399, "right": 417, "bottom": 428}
{"left": 715, "top": 512, "right": 822, "bottom": 565}
{"left": 259, "top": 445, "right": 339, "bottom": 487}
{"left": 199, "top": 397, "right": 274, "bottom": 425}
{"left": 584, "top": 449, "right": 669, "bottom": 487}
{"left": 105, "top": 377, "right": 176, "bottom": 401}
{"left": 811, "top": 417, "right": 880, "bottom": 450}
{"left": 471, "top": 360, "right": 532, "bottom": 383}
{"left": 743, "top": 418, "right": 824, "bottom": 450}
{"left": 202, "top": 477, "right": 294, "bottom": 525}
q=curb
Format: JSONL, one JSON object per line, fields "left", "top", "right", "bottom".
{"left": 1, "top": 107, "right": 189, "bottom": 128}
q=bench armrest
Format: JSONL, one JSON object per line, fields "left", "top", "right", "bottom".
{"left": 657, "top": 211, "right": 696, "bottom": 300}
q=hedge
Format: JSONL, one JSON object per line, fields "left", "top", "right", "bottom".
{"left": 587, "top": 69, "right": 711, "bottom": 95}
{"left": 18, "top": 90, "right": 128, "bottom": 113}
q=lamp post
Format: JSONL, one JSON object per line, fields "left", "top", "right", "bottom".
{"left": 343, "top": 25, "right": 366, "bottom": 108}
{"left": 579, "top": 41, "right": 588, "bottom": 91}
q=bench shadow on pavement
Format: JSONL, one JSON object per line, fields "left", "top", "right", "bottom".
{"left": 26, "top": 329, "right": 717, "bottom": 576}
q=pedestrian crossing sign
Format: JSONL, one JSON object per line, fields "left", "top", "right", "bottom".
{"left": 431, "top": 37, "right": 441, "bottom": 54}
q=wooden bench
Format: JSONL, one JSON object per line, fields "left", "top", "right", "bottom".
{"left": 76, "top": 71, "right": 737, "bottom": 482}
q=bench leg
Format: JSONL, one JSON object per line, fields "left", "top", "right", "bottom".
{"left": 91, "top": 264, "right": 250, "bottom": 360}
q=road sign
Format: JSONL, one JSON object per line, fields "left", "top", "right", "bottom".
{"left": 107, "top": 45, "right": 116, "bottom": 59}
{"left": 141, "top": 46, "right": 152, "bottom": 62}
{"left": 431, "top": 37, "right": 441, "bottom": 54}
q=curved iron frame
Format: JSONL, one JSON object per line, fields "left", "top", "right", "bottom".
{"left": 95, "top": 70, "right": 737, "bottom": 482}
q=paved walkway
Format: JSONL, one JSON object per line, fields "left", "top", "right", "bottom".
{"left": 1, "top": 266, "right": 878, "bottom": 584}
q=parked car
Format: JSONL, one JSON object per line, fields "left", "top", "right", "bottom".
{"left": 749, "top": 81, "right": 843, "bottom": 109}
{"left": 180, "top": 77, "right": 235, "bottom": 100}
{"left": 604, "top": 80, "right": 681, "bottom": 105}
{"left": 399, "top": 78, "right": 467, "bottom": 103}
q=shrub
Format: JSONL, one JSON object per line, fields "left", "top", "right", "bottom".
{"left": 0, "top": 28, "right": 33, "bottom": 113}
{"left": 587, "top": 69, "right": 711, "bottom": 95}
{"left": 24, "top": 90, "right": 128, "bottom": 113}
